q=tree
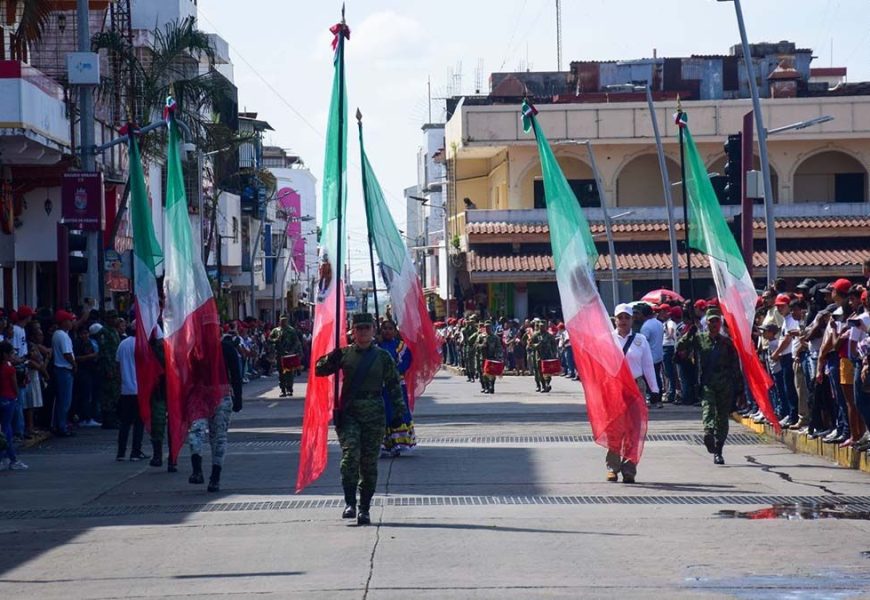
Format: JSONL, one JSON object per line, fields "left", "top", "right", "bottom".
{"left": 5, "top": 0, "right": 53, "bottom": 61}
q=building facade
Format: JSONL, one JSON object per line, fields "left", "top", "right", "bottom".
{"left": 443, "top": 41, "right": 870, "bottom": 319}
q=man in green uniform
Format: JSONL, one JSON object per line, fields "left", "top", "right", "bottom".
{"left": 676, "top": 308, "right": 742, "bottom": 465}
{"left": 476, "top": 320, "right": 503, "bottom": 394}
{"left": 462, "top": 314, "right": 479, "bottom": 382}
{"left": 96, "top": 311, "right": 122, "bottom": 429}
{"left": 316, "top": 313, "right": 405, "bottom": 526}
{"left": 270, "top": 316, "right": 303, "bottom": 397}
{"left": 530, "top": 319, "right": 558, "bottom": 393}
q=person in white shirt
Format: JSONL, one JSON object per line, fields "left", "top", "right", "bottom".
{"left": 769, "top": 294, "right": 801, "bottom": 428}
{"left": 51, "top": 310, "right": 77, "bottom": 436}
{"left": 11, "top": 306, "right": 34, "bottom": 438}
{"left": 608, "top": 303, "right": 659, "bottom": 484}
{"left": 659, "top": 305, "right": 678, "bottom": 404}
{"left": 115, "top": 328, "right": 147, "bottom": 461}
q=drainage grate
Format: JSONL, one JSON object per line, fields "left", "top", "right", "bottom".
{"left": 2, "top": 495, "right": 868, "bottom": 521}
{"left": 24, "top": 433, "right": 764, "bottom": 453}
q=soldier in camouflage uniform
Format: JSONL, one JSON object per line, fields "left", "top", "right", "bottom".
{"left": 270, "top": 317, "right": 303, "bottom": 397}
{"left": 530, "top": 319, "right": 558, "bottom": 393}
{"left": 147, "top": 331, "right": 172, "bottom": 470}
{"left": 188, "top": 328, "right": 244, "bottom": 492}
{"left": 316, "top": 312, "right": 405, "bottom": 526}
{"left": 476, "top": 320, "right": 503, "bottom": 394}
{"left": 462, "top": 315, "right": 480, "bottom": 382}
{"left": 96, "top": 311, "right": 122, "bottom": 429}
{"left": 676, "top": 308, "right": 742, "bottom": 465}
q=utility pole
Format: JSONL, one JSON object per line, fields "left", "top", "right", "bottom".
{"left": 555, "top": 0, "right": 562, "bottom": 71}
{"left": 77, "top": 0, "right": 100, "bottom": 305}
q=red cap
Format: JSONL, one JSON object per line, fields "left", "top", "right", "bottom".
{"left": 755, "top": 296, "right": 764, "bottom": 308}
{"left": 16, "top": 305, "right": 34, "bottom": 319}
{"left": 558, "top": 323, "right": 566, "bottom": 330}
{"left": 693, "top": 299, "right": 708, "bottom": 310}
{"left": 55, "top": 309, "right": 76, "bottom": 324}
{"left": 774, "top": 293, "right": 791, "bottom": 306}
{"left": 670, "top": 306, "right": 683, "bottom": 320}
{"left": 708, "top": 298, "right": 720, "bottom": 307}
{"left": 832, "top": 278, "right": 852, "bottom": 295}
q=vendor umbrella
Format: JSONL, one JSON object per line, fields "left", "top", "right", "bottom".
{"left": 641, "top": 289, "right": 685, "bottom": 305}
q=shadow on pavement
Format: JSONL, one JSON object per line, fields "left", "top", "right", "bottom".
{"left": 380, "top": 522, "right": 640, "bottom": 536}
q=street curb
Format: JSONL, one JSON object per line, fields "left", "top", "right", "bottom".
{"left": 738, "top": 415, "right": 870, "bottom": 474}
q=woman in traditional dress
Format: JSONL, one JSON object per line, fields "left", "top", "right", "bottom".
{"left": 377, "top": 319, "right": 415, "bottom": 457}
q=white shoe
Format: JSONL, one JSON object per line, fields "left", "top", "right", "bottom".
{"left": 779, "top": 416, "right": 795, "bottom": 428}
{"left": 752, "top": 413, "right": 766, "bottom": 424}
{"left": 8, "top": 460, "right": 29, "bottom": 471}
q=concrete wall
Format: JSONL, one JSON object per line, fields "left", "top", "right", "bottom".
{"left": 132, "top": 0, "right": 197, "bottom": 31}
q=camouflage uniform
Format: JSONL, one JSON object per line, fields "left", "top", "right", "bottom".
{"left": 271, "top": 323, "right": 303, "bottom": 396}
{"left": 149, "top": 336, "right": 167, "bottom": 449}
{"left": 188, "top": 396, "right": 233, "bottom": 466}
{"left": 96, "top": 326, "right": 121, "bottom": 428}
{"left": 476, "top": 326, "right": 503, "bottom": 393}
{"left": 531, "top": 325, "right": 558, "bottom": 392}
{"left": 677, "top": 317, "right": 742, "bottom": 457}
{"left": 316, "top": 343, "right": 404, "bottom": 511}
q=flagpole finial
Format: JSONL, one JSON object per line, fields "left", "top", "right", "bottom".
{"left": 341, "top": 2, "right": 346, "bottom": 24}
{"left": 356, "top": 108, "right": 363, "bottom": 123}
{"left": 676, "top": 93, "right": 682, "bottom": 113}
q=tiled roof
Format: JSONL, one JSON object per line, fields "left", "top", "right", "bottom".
{"left": 467, "top": 248, "right": 868, "bottom": 274}
{"left": 465, "top": 216, "right": 870, "bottom": 236}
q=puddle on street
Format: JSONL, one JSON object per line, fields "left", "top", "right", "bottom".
{"left": 716, "top": 502, "right": 870, "bottom": 521}
{"left": 688, "top": 573, "right": 870, "bottom": 600}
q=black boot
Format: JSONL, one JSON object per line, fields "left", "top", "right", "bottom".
{"left": 189, "top": 454, "right": 204, "bottom": 484}
{"left": 713, "top": 441, "right": 725, "bottom": 465}
{"left": 342, "top": 504, "right": 357, "bottom": 519}
{"left": 703, "top": 431, "right": 716, "bottom": 454}
{"left": 207, "top": 465, "right": 222, "bottom": 492}
{"left": 357, "top": 505, "right": 371, "bottom": 525}
{"left": 149, "top": 441, "right": 163, "bottom": 467}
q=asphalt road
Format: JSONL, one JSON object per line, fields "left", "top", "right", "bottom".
{"left": 2, "top": 370, "right": 870, "bottom": 599}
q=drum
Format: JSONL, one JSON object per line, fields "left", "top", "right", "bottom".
{"left": 281, "top": 354, "right": 301, "bottom": 371}
{"left": 539, "top": 359, "right": 561, "bottom": 375}
{"left": 483, "top": 359, "right": 505, "bottom": 376}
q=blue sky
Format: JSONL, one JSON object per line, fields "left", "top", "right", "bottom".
{"left": 200, "top": 0, "right": 870, "bottom": 277}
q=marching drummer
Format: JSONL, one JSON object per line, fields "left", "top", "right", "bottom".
{"left": 270, "top": 316, "right": 303, "bottom": 397}
{"left": 476, "top": 320, "right": 503, "bottom": 394}
{"left": 530, "top": 319, "right": 558, "bottom": 393}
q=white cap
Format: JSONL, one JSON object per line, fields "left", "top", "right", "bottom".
{"left": 614, "top": 303, "right": 633, "bottom": 317}
{"left": 88, "top": 323, "right": 103, "bottom": 335}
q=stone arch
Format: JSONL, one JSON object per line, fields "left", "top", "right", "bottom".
{"left": 613, "top": 152, "right": 682, "bottom": 207}
{"left": 706, "top": 155, "right": 780, "bottom": 203}
{"left": 517, "top": 153, "right": 596, "bottom": 207}
{"left": 791, "top": 148, "right": 868, "bottom": 203}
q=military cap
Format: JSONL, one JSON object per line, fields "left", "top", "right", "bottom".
{"left": 705, "top": 308, "right": 723, "bottom": 320}
{"left": 483, "top": 320, "right": 493, "bottom": 326}
{"left": 468, "top": 314, "right": 480, "bottom": 321}
{"left": 352, "top": 313, "right": 375, "bottom": 326}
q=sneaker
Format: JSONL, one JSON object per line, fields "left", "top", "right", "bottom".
{"left": 752, "top": 413, "right": 768, "bottom": 424}
{"left": 129, "top": 451, "right": 150, "bottom": 462}
{"left": 8, "top": 460, "right": 29, "bottom": 471}
{"left": 779, "top": 416, "right": 796, "bottom": 428}
{"left": 823, "top": 430, "right": 843, "bottom": 443}
{"left": 116, "top": 455, "right": 126, "bottom": 462}
{"left": 606, "top": 471, "right": 618, "bottom": 483}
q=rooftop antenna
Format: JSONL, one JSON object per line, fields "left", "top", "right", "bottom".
{"left": 556, "top": 0, "right": 562, "bottom": 71}
{"left": 474, "top": 58, "right": 484, "bottom": 94}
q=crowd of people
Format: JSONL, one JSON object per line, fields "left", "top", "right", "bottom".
{"left": 0, "top": 304, "right": 314, "bottom": 477}
{"left": 434, "top": 258, "right": 870, "bottom": 473}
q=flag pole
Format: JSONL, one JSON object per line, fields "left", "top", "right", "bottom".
{"left": 357, "top": 108, "right": 381, "bottom": 326}
{"left": 333, "top": 5, "right": 346, "bottom": 404}
{"left": 676, "top": 98, "right": 694, "bottom": 300}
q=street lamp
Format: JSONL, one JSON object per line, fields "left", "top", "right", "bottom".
{"left": 767, "top": 115, "right": 834, "bottom": 135}
{"left": 717, "top": 0, "right": 777, "bottom": 283}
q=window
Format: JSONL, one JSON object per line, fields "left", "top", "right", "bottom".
{"left": 533, "top": 179, "right": 600, "bottom": 208}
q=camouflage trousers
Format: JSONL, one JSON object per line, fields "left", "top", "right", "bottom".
{"left": 187, "top": 396, "right": 233, "bottom": 467}
{"left": 533, "top": 364, "right": 551, "bottom": 389}
{"left": 150, "top": 385, "right": 167, "bottom": 444}
{"left": 464, "top": 348, "right": 476, "bottom": 378}
{"left": 100, "top": 375, "right": 120, "bottom": 427}
{"left": 279, "top": 369, "right": 295, "bottom": 395}
{"left": 701, "top": 385, "right": 732, "bottom": 446}
{"left": 337, "top": 408, "right": 384, "bottom": 508}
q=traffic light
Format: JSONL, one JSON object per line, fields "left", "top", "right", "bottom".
{"left": 68, "top": 230, "right": 88, "bottom": 274}
{"left": 723, "top": 133, "right": 742, "bottom": 205}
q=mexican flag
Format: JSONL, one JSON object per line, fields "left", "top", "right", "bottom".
{"left": 162, "top": 98, "right": 229, "bottom": 462}
{"left": 127, "top": 128, "right": 164, "bottom": 427}
{"left": 678, "top": 114, "right": 778, "bottom": 430}
{"left": 296, "top": 19, "right": 350, "bottom": 493}
{"left": 359, "top": 119, "right": 441, "bottom": 411}
{"left": 522, "top": 101, "right": 649, "bottom": 464}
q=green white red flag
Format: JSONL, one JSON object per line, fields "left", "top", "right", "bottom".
{"left": 522, "top": 101, "right": 648, "bottom": 464}
{"left": 677, "top": 113, "right": 778, "bottom": 431}
{"left": 296, "top": 19, "right": 350, "bottom": 493}
{"left": 126, "top": 126, "right": 164, "bottom": 426}
{"left": 162, "top": 98, "right": 229, "bottom": 462}
{"left": 359, "top": 119, "right": 441, "bottom": 411}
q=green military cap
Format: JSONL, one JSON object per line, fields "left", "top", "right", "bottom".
{"left": 705, "top": 308, "right": 723, "bottom": 320}
{"left": 352, "top": 313, "right": 375, "bottom": 326}
{"left": 484, "top": 320, "right": 493, "bottom": 326}
{"left": 469, "top": 314, "right": 480, "bottom": 321}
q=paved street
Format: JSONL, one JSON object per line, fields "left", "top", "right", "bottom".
{"left": 2, "top": 370, "right": 870, "bottom": 599}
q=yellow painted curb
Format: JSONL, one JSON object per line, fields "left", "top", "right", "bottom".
{"left": 737, "top": 416, "right": 870, "bottom": 473}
